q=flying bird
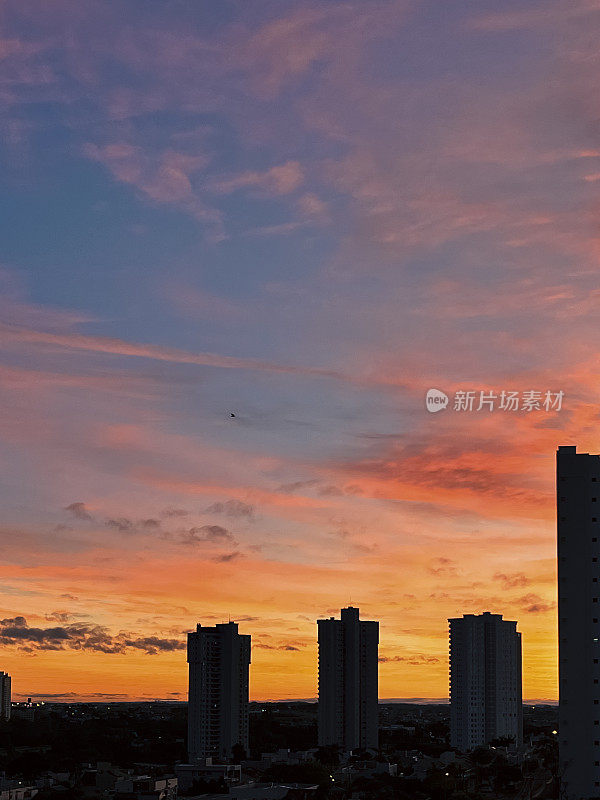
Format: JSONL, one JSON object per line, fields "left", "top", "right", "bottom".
{"left": 230, "top": 412, "right": 236, "bottom": 418}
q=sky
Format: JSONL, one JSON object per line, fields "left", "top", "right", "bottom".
{"left": 1, "top": 0, "right": 600, "bottom": 704}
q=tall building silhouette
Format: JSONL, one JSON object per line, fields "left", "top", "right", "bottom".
{"left": 449, "top": 612, "right": 522, "bottom": 750}
{"left": 317, "top": 606, "right": 379, "bottom": 751}
{"left": 187, "top": 622, "right": 251, "bottom": 762}
{"left": 0, "top": 672, "right": 10, "bottom": 721}
{"left": 557, "top": 445, "right": 600, "bottom": 799}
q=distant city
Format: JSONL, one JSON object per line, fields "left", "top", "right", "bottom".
{"left": 0, "top": 446, "right": 595, "bottom": 799}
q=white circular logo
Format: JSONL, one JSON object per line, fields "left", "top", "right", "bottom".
{"left": 426, "top": 388, "right": 449, "bottom": 413}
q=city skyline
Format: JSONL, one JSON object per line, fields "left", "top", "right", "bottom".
{"left": 3, "top": 602, "right": 542, "bottom": 706}
{"left": 1, "top": 0, "right": 595, "bottom": 705}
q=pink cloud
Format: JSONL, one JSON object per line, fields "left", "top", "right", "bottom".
{"left": 0, "top": 321, "right": 348, "bottom": 381}
{"left": 237, "top": 2, "right": 409, "bottom": 99}
{"left": 211, "top": 160, "right": 303, "bottom": 195}
{"left": 468, "top": 1, "right": 600, "bottom": 32}
{"left": 83, "top": 143, "right": 223, "bottom": 234}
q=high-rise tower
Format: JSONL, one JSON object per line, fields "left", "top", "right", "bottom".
{"left": 0, "top": 672, "right": 10, "bottom": 721}
{"left": 317, "top": 606, "right": 379, "bottom": 751}
{"left": 449, "top": 612, "right": 522, "bottom": 750}
{"left": 557, "top": 445, "right": 600, "bottom": 799}
{"left": 187, "top": 622, "right": 251, "bottom": 762}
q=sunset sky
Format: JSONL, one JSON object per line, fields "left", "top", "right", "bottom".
{"left": 1, "top": 0, "right": 600, "bottom": 704}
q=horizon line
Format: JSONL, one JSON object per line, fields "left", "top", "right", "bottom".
{"left": 14, "top": 696, "right": 558, "bottom": 706}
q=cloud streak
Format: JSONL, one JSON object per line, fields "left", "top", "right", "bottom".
{"left": 0, "top": 616, "right": 185, "bottom": 655}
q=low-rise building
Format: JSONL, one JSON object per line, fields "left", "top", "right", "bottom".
{"left": 230, "top": 784, "right": 319, "bottom": 799}
{"left": 114, "top": 776, "right": 177, "bottom": 800}
{"left": 337, "top": 761, "right": 397, "bottom": 782}
{"left": 175, "top": 760, "right": 240, "bottom": 792}
{"left": 0, "top": 777, "right": 38, "bottom": 800}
